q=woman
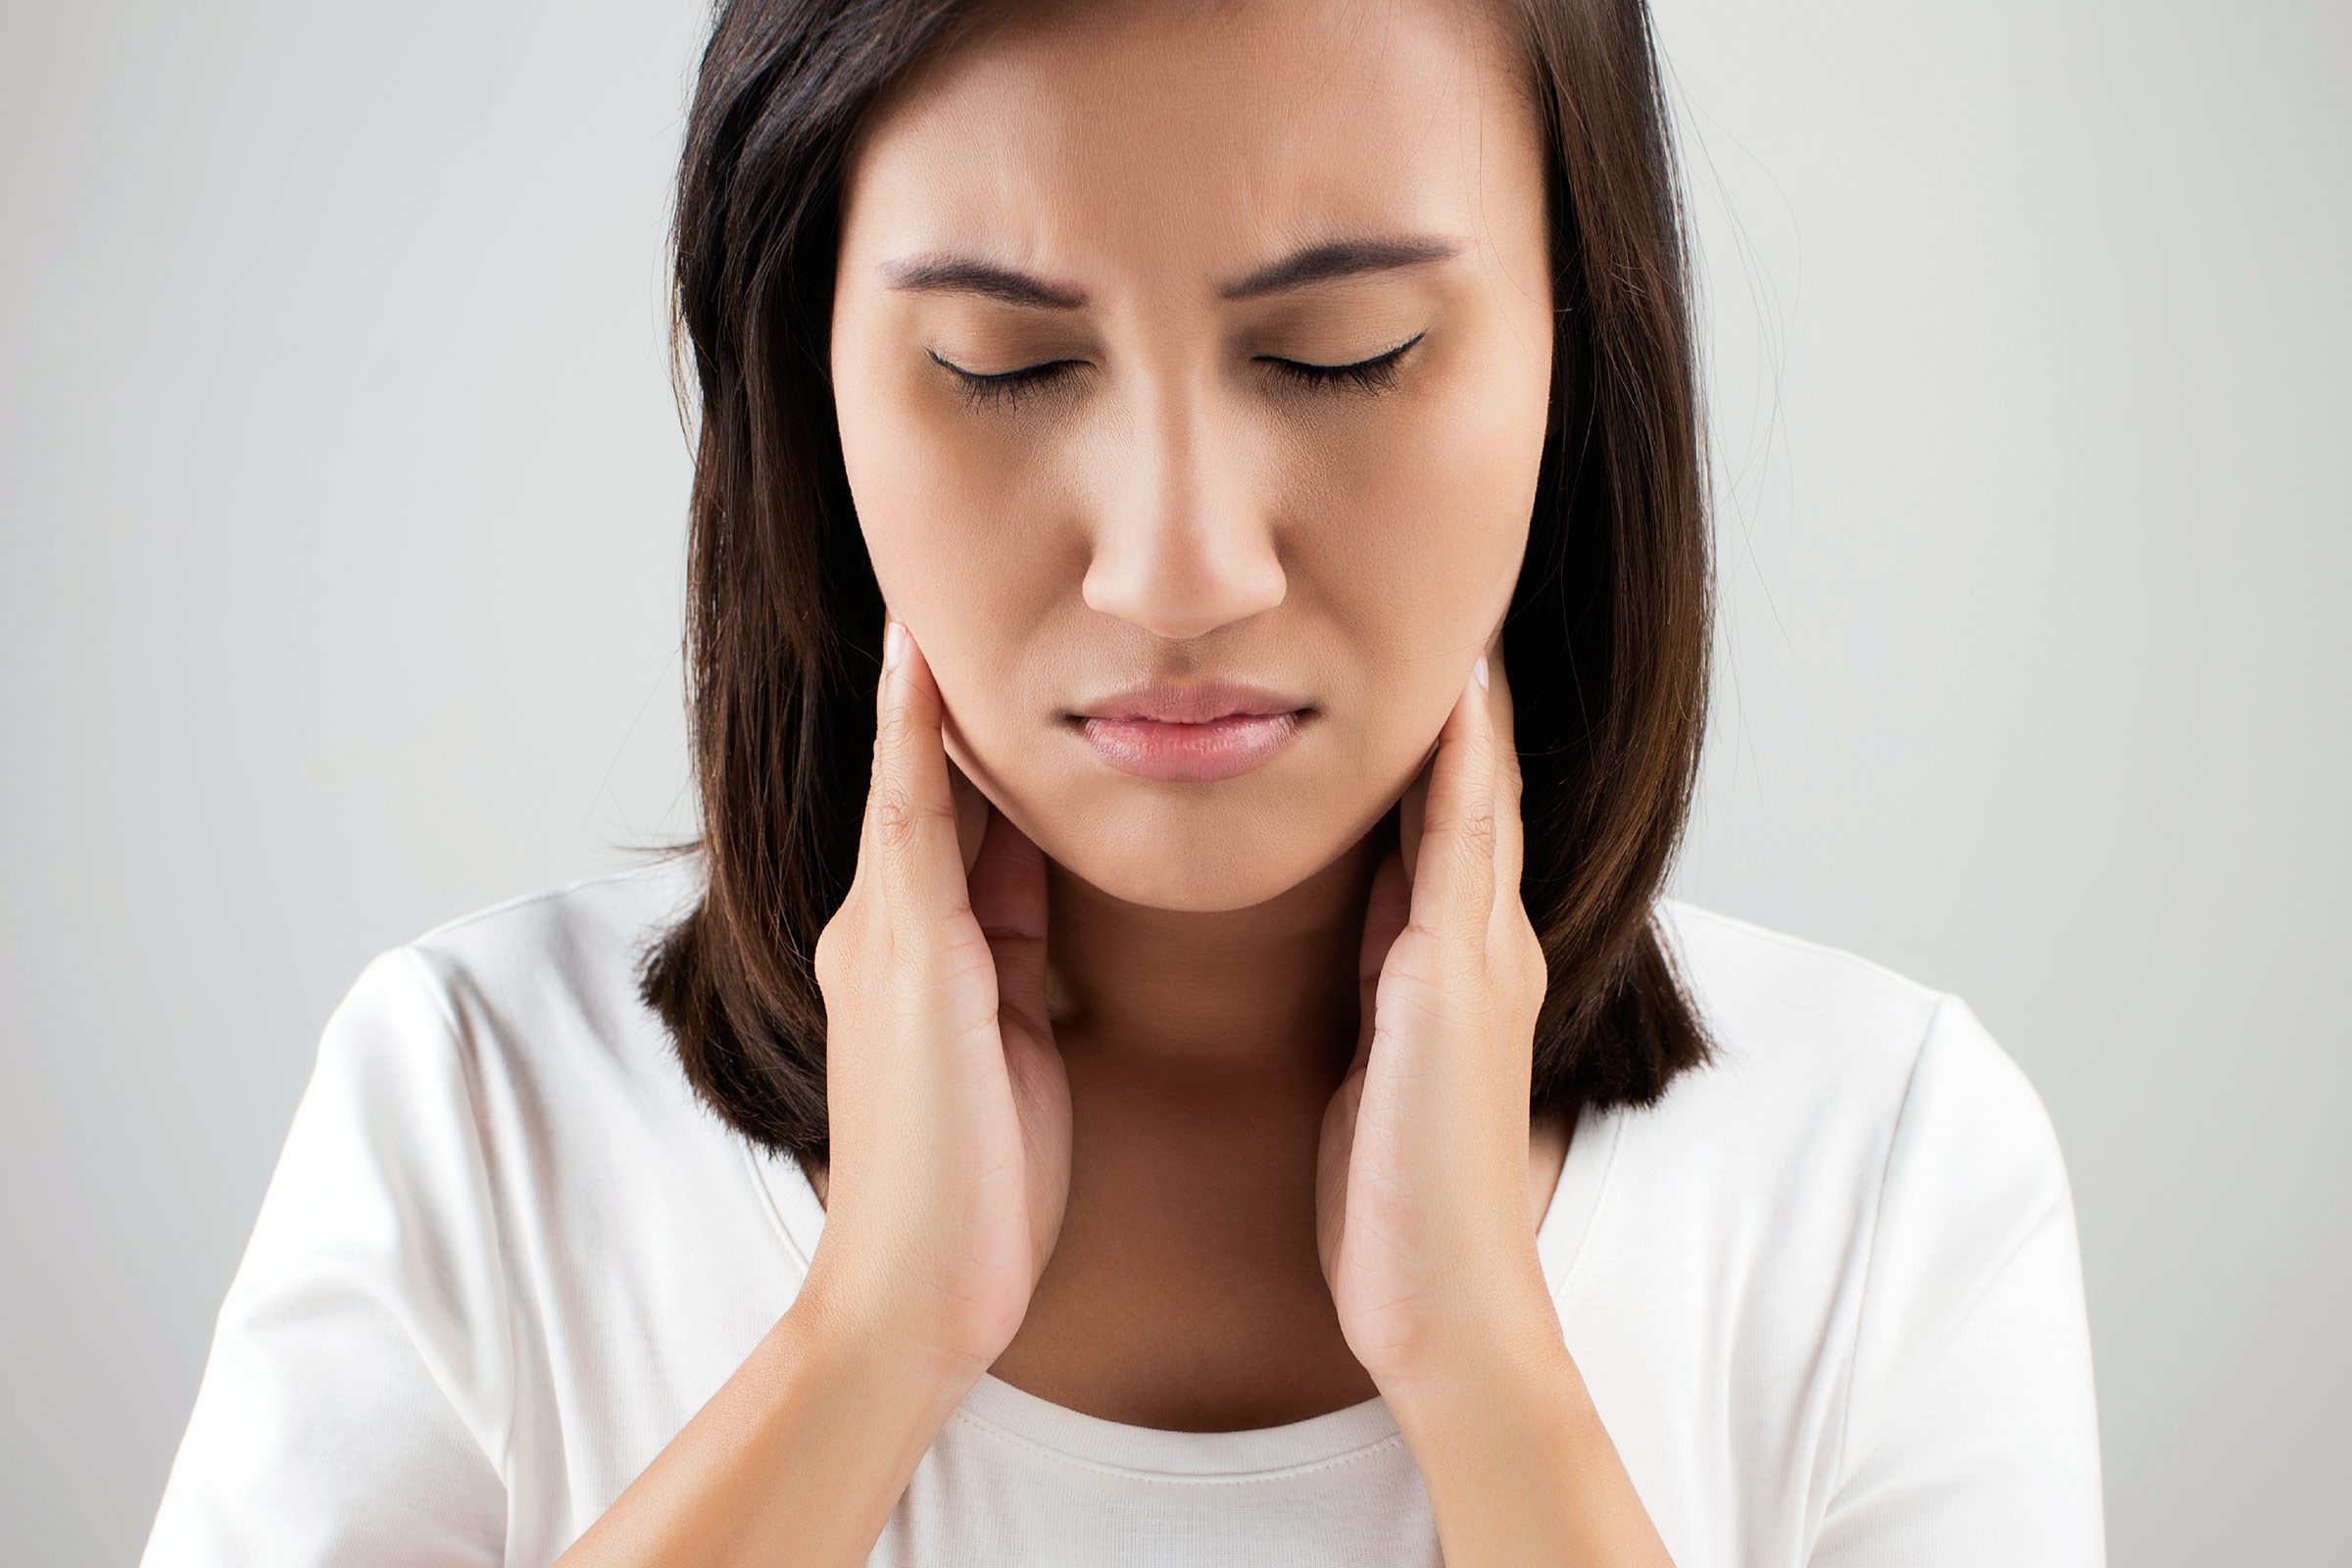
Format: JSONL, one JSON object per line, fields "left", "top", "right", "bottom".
{"left": 140, "top": 0, "right": 2105, "bottom": 1563}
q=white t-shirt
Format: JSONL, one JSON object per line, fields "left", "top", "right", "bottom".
{"left": 138, "top": 856, "right": 2105, "bottom": 1566}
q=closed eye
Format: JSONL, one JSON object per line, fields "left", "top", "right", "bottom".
{"left": 1263, "top": 330, "right": 1426, "bottom": 398}
{"left": 930, "top": 330, "right": 1427, "bottom": 415}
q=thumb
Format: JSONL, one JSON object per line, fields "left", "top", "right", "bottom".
{"left": 1349, "top": 845, "right": 1411, "bottom": 1077}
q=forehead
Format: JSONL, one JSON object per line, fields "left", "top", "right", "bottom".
{"left": 837, "top": 0, "right": 1534, "bottom": 306}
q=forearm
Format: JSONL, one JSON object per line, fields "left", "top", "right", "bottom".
{"left": 555, "top": 1283, "right": 978, "bottom": 1568}
{"left": 1388, "top": 1327, "right": 1675, "bottom": 1568}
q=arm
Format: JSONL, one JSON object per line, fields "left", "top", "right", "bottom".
{"left": 553, "top": 1279, "right": 979, "bottom": 1567}
{"left": 1372, "top": 991, "right": 2106, "bottom": 1568}
{"left": 137, "top": 941, "right": 988, "bottom": 1568}
{"left": 563, "top": 612, "right": 1050, "bottom": 1565}
{"left": 1807, "top": 993, "right": 2106, "bottom": 1565}
{"left": 138, "top": 948, "right": 514, "bottom": 1566}
{"left": 1387, "top": 1325, "right": 1677, "bottom": 1568}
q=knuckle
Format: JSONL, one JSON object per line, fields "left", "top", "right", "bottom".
{"left": 867, "top": 781, "right": 959, "bottom": 870}
{"left": 872, "top": 681, "right": 918, "bottom": 760}
{"left": 870, "top": 782, "right": 920, "bottom": 854}
{"left": 1449, "top": 801, "right": 1497, "bottom": 870}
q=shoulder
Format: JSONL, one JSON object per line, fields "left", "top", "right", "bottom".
{"left": 1632, "top": 897, "right": 2071, "bottom": 1240}
{"left": 1653, "top": 895, "right": 1945, "bottom": 1071}
{"left": 1632, "top": 905, "right": 2098, "bottom": 1540}
{"left": 1652, "top": 895, "right": 2053, "bottom": 1134}
{"left": 298, "top": 854, "right": 771, "bottom": 1265}
{"left": 383, "top": 854, "right": 706, "bottom": 1080}
{"left": 308, "top": 855, "right": 713, "bottom": 1182}
{"left": 400, "top": 853, "right": 705, "bottom": 1006}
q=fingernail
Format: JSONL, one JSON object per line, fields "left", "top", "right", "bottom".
{"left": 884, "top": 619, "right": 906, "bottom": 671}
{"left": 1472, "top": 653, "right": 1490, "bottom": 691}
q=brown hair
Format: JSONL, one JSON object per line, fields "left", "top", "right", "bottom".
{"left": 630, "top": 0, "right": 1720, "bottom": 1165}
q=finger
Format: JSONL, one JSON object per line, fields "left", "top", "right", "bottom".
{"left": 1487, "top": 636, "right": 1526, "bottom": 921}
{"left": 967, "top": 802, "right": 1053, "bottom": 1037}
{"left": 1398, "top": 749, "right": 1430, "bottom": 899}
{"left": 865, "top": 616, "right": 972, "bottom": 922}
{"left": 1408, "top": 657, "right": 1499, "bottom": 947}
{"left": 948, "top": 752, "right": 989, "bottom": 878}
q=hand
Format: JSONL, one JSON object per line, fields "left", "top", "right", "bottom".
{"left": 801, "top": 615, "right": 1074, "bottom": 1381}
{"left": 1313, "top": 632, "right": 1560, "bottom": 1392}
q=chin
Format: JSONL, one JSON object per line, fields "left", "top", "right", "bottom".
{"left": 1046, "top": 810, "right": 1330, "bottom": 913}
{"left": 1039, "top": 789, "right": 1373, "bottom": 911}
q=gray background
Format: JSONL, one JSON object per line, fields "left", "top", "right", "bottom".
{"left": 5, "top": 1, "right": 2345, "bottom": 1562}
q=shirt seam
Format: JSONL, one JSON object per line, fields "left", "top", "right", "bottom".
{"left": 1657, "top": 897, "right": 1948, "bottom": 1006}
{"left": 405, "top": 857, "right": 682, "bottom": 947}
{"left": 945, "top": 1406, "right": 1410, "bottom": 1485}
{"left": 397, "top": 942, "right": 525, "bottom": 1492}
{"left": 1822, "top": 989, "right": 1947, "bottom": 1499}
{"left": 738, "top": 1133, "right": 812, "bottom": 1268}
{"left": 1808, "top": 1166, "right": 2076, "bottom": 1554}
{"left": 1545, "top": 1098, "right": 1625, "bottom": 1309}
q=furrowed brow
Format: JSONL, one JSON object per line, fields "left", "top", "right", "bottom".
{"left": 876, "top": 232, "right": 1466, "bottom": 311}
{"left": 877, "top": 254, "right": 1089, "bottom": 311}
{"left": 1215, "top": 233, "right": 1466, "bottom": 301}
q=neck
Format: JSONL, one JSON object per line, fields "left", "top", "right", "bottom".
{"left": 1042, "top": 823, "right": 1384, "bottom": 1094}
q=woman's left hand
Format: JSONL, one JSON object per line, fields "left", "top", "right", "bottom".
{"left": 1315, "top": 630, "right": 1563, "bottom": 1393}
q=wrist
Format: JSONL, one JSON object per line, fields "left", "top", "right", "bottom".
{"left": 1375, "top": 1289, "right": 1576, "bottom": 1429}
{"left": 786, "top": 1268, "right": 993, "bottom": 1417}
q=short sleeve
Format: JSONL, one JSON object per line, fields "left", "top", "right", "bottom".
{"left": 1808, "top": 993, "right": 2106, "bottom": 1567}
{"left": 139, "top": 946, "right": 514, "bottom": 1567}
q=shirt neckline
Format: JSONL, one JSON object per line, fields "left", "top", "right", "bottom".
{"left": 737, "top": 1095, "right": 1622, "bottom": 1478}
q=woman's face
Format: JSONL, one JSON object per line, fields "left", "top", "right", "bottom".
{"left": 829, "top": 0, "right": 1552, "bottom": 912}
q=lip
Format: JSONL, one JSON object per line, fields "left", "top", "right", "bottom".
{"left": 1071, "top": 678, "right": 1311, "bottom": 724}
{"left": 1062, "top": 679, "right": 1315, "bottom": 783}
{"left": 1066, "top": 710, "right": 1311, "bottom": 782}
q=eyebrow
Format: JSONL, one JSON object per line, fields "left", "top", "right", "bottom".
{"left": 876, "top": 232, "right": 1467, "bottom": 310}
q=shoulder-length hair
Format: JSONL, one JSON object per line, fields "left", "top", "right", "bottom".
{"left": 631, "top": 0, "right": 1720, "bottom": 1165}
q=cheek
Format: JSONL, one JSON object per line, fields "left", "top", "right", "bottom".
{"left": 1293, "top": 381, "right": 1538, "bottom": 800}
{"left": 838, "top": 355, "right": 1028, "bottom": 627}
{"left": 833, "top": 371, "right": 1061, "bottom": 805}
{"left": 837, "top": 362, "right": 970, "bottom": 607}
{"left": 1319, "top": 392, "right": 1537, "bottom": 673}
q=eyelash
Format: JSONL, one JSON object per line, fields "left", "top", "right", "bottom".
{"left": 933, "top": 331, "right": 1427, "bottom": 415}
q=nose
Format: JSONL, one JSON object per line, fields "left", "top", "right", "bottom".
{"left": 1079, "top": 392, "right": 1287, "bottom": 641}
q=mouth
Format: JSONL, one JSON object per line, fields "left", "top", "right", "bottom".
{"left": 1062, "top": 677, "right": 1317, "bottom": 782}
{"left": 1060, "top": 707, "right": 1315, "bottom": 783}
{"left": 1069, "top": 676, "right": 1312, "bottom": 725}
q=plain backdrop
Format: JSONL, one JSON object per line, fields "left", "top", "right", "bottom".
{"left": 5, "top": 1, "right": 2346, "bottom": 1562}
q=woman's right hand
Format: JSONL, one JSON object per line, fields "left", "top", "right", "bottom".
{"left": 799, "top": 614, "right": 1073, "bottom": 1383}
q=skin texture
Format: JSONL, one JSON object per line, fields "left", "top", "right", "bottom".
{"left": 825, "top": 0, "right": 1568, "bottom": 1428}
